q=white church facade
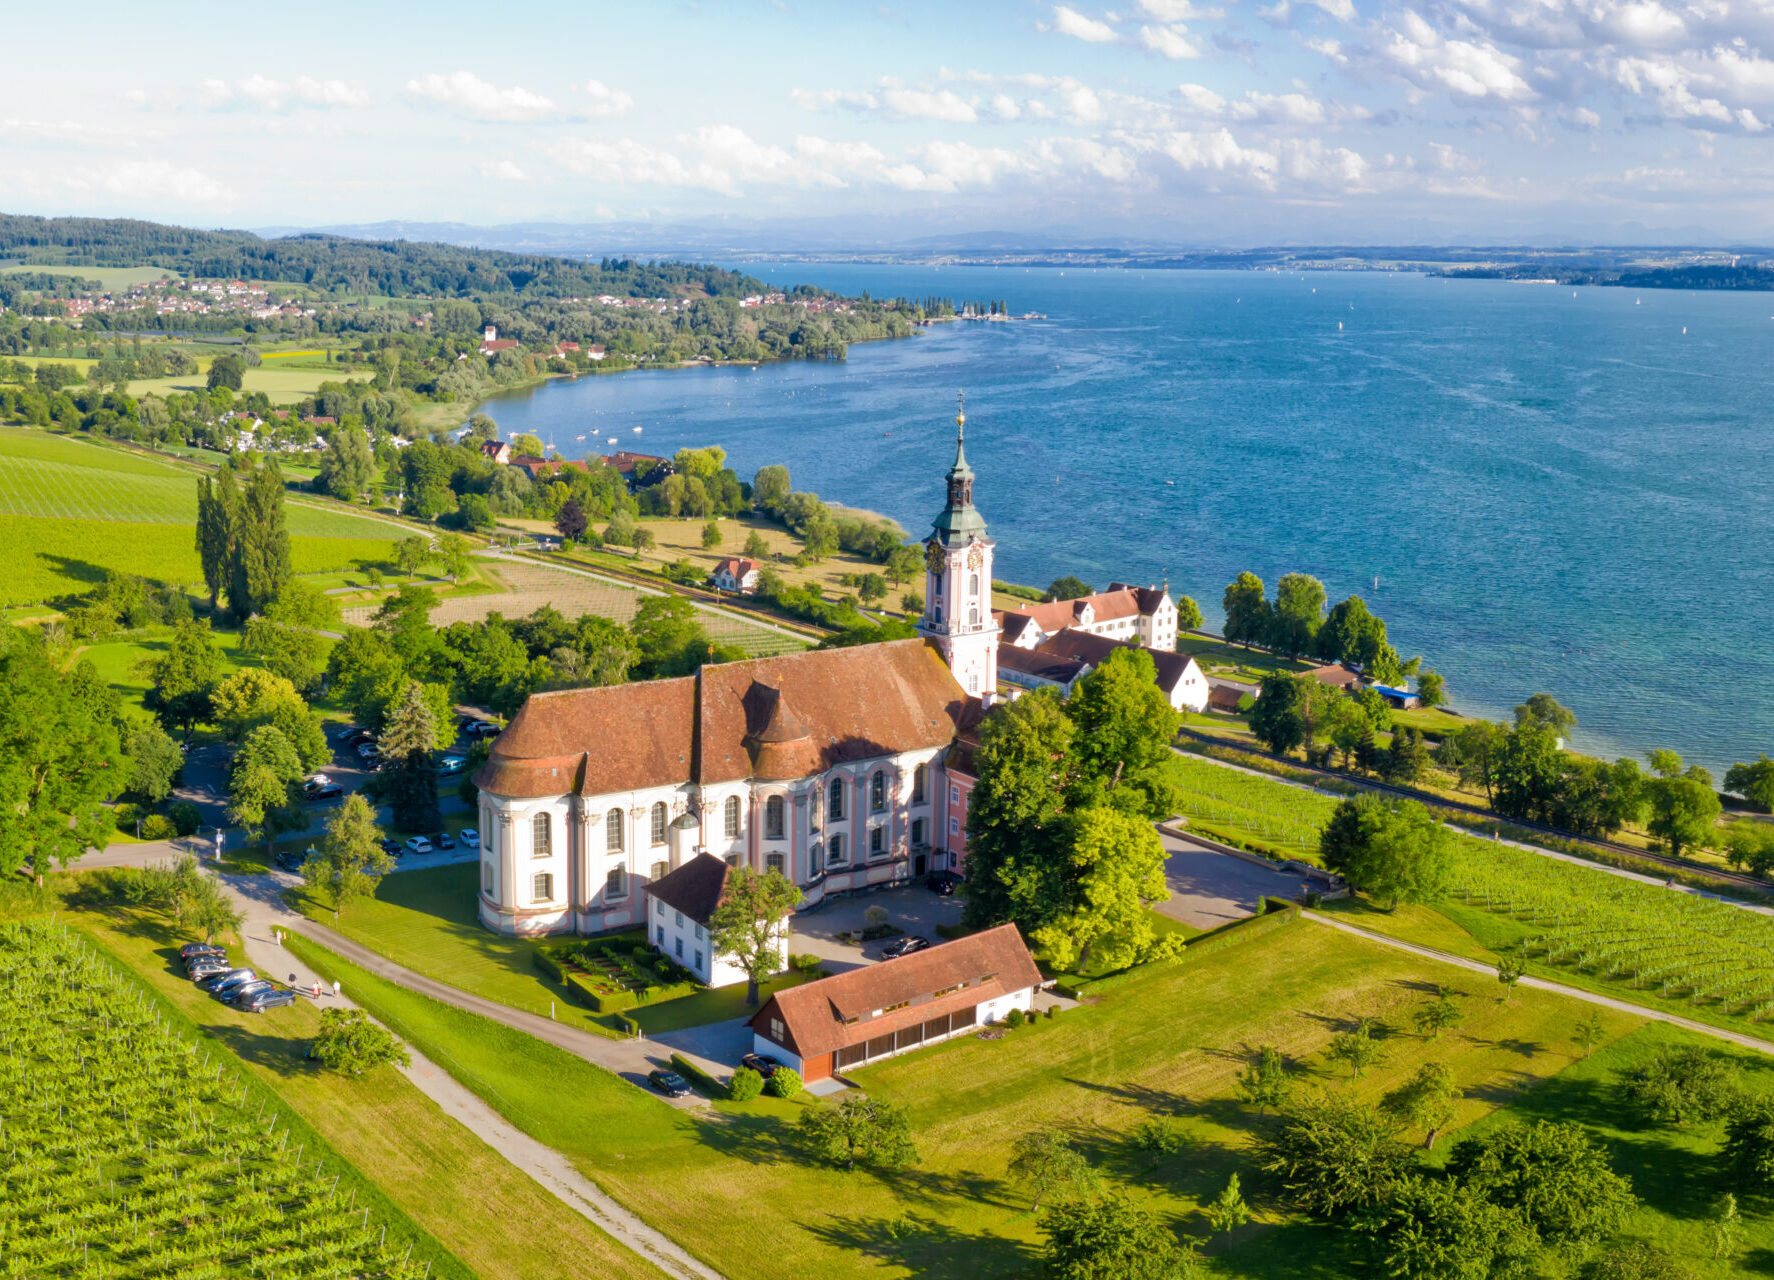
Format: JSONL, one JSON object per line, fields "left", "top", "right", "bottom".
{"left": 473, "top": 400, "right": 999, "bottom": 937}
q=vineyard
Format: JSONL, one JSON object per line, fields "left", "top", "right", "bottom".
{"left": 1165, "top": 755, "right": 1340, "bottom": 860}
{"left": 0, "top": 923, "right": 433, "bottom": 1278}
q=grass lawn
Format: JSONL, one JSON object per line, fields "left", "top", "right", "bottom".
{"left": 0, "top": 263, "right": 178, "bottom": 290}
{"left": 289, "top": 913, "right": 1641, "bottom": 1280}
{"left": 631, "top": 968, "right": 819, "bottom": 1035}
{"left": 49, "top": 885, "right": 667, "bottom": 1280}
{"left": 1177, "top": 635, "right": 1315, "bottom": 685}
{"left": 285, "top": 862, "right": 621, "bottom": 1037}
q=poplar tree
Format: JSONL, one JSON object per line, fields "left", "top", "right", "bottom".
{"left": 195, "top": 472, "right": 235, "bottom": 610}
{"left": 226, "top": 461, "right": 291, "bottom": 621}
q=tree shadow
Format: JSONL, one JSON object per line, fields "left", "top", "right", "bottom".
{"left": 1740, "top": 1247, "right": 1774, "bottom": 1275}
{"left": 801, "top": 1212, "right": 1031, "bottom": 1276}
{"left": 41, "top": 554, "right": 112, "bottom": 592}
{"left": 1061, "top": 1077, "right": 1191, "bottom": 1116}
{"left": 687, "top": 1108, "right": 809, "bottom": 1168}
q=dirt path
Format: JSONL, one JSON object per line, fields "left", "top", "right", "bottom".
{"left": 1305, "top": 910, "right": 1774, "bottom": 1057}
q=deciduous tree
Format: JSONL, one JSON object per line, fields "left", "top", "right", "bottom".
{"left": 1318, "top": 794, "right": 1450, "bottom": 911}
{"left": 1445, "top": 1121, "right": 1635, "bottom": 1248}
{"left": 1271, "top": 572, "right": 1325, "bottom": 657}
{"left": 708, "top": 865, "right": 801, "bottom": 1006}
{"left": 308, "top": 1008, "right": 410, "bottom": 1076}
{"left": 304, "top": 793, "right": 394, "bottom": 917}
{"left": 1237, "top": 1045, "right": 1293, "bottom": 1117}
{"left": 1175, "top": 595, "right": 1203, "bottom": 633}
{"left": 1029, "top": 806, "right": 1171, "bottom": 974}
{"left": 1046, "top": 575, "right": 1093, "bottom": 602}
{"left": 1382, "top": 1062, "right": 1460, "bottom": 1149}
{"left": 1038, "top": 1192, "right": 1201, "bottom": 1280}
{"left": 797, "top": 1096, "right": 918, "bottom": 1172}
{"left": 1008, "top": 1130, "right": 1100, "bottom": 1212}
{"left": 122, "top": 718, "right": 183, "bottom": 804}
{"left": 1222, "top": 572, "right": 1270, "bottom": 648}
{"left": 1364, "top": 1175, "right": 1538, "bottom": 1280}
{"left": 962, "top": 690, "right": 1076, "bottom": 932}
{"left": 1258, "top": 1092, "right": 1414, "bottom": 1218}
{"left": 1725, "top": 756, "right": 1774, "bottom": 813}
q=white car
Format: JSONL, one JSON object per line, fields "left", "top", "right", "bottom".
{"left": 306, "top": 772, "right": 332, "bottom": 787}
{"left": 403, "top": 836, "right": 433, "bottom": 856}
{"left": 460, "top": 828, "right": 480, "bottom": 849}
{"left": 438, "top": 755, "right": 467, "bottom": 775}
{"left": 356, "top": 743, "right": 380, "bottom": 759}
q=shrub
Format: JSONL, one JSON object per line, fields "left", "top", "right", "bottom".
{"left": 669, "top": 1052, "right": 726, "bottom": 1099}
{"left": 113, "top": 802, "right": 141, "bottom": 832}
{"left": 1006, "top": 1007, "right": 1026, "bottom": 1029}
{"left": 307, "top": 1008, "right": 410, "bottom": 1076}
{"left": 616, "top": 1014, "right": 641, "bottom": 1037}
{"left": 1045, "top": 1005, "right": 1057, "bottom": 1020}
{"left": 767, "top": 1067, "right": 803, "bottom": 1099}
{"left": 140, "top": 814, "right": 176, "bottom": 841}
{"left": 791, "top": 953, "right": 824, "bottom": 973}
{"left": 167, "top": 800, "right": 201, "bottom": 837}
{"left": 533, "top": 947, "right": 566, "bottom": 983}
{"left": 728, "top": 1067, "right": 765, "bottom": 1102}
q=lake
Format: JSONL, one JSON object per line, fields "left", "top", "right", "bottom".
{"left": 479, "top": 265, "right": 1774, "bottom": 774}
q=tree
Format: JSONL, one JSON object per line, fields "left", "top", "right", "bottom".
{"left": 707, "top": 866, "right": 801, "bottom": 1006}
{"left": 304, "top": 793, "right": 394, "bottom": 917}
{"left": 1175, "top": 595, "right": 1203, "bottom": 633}
{"left": 885, "top": 543, "right": 922, "bottom": 586}
{"left": 1441, "top": 720, "right": 1506, "bottom": 804}
{"left": 1046, "top": 575, "right": 1093, "bottom": 602}
{"left": 318, "top": 425, "right": 374, "bottom": 500}
{"left": 857, "top": 572, "right": 887, "bottom": 605}
{"left": 752, "top": 464, "right": 791, "bottom": 515}
{"left": 744, "top": 529, "right": 772, "bottom": 560}
{"left": 1723, "top": 820, "right": 1774, "bottom": 876}
{"left": 797, "top": 1096, "right": 918, "bottom": 1172}
{"left": 1318, "top": 794, "right": 1450, "bottom": 910}
{"left": 1725, "top": 756, "right": 1774, "bottom": 812}
{"left": 1316, "top": 595, "right": 1390, "bottom": 668}
{"left": 241, "top": 581, "right": 339, "bottom": 696}
{"left": 308, "top": 1008, "right": 410, "bottom": 1076}
{"left": 1322, "top": 696, "right": 1371, "bottom": 770}
{"left": 0, "top": 636, "right": 122, "bottom": 876}
{"left": 1029, "top": 807, "right": 1171, "bottom": 974}
{"left": 209, "top": 669, "right": 326, "bottom": 768}
{"left": 380, "top": 680, "right": 440, "bottom": 833}
{"left": 512, "top": 432, "right": 546, "bottom": 458}
{"left": 207, "top": 353, "right": 244, "bottom": 391}
{"left": 395, "top": 535, "right": 430, "bottom": 579}
{"left": 1328, "top": 1016, "right": 1385, "bottom": 1079}
{"left": 435, "top": 532, "right": 471, "bottom": 581}
{"left": 189, "top": 885, "right": 245, "bottom": 944}
{"left": 1514, "top": 693, "right": 1576, "bottom": 740}
{"left": 1222, "top": 572, "right": 1270, "bottom": 648}
{"left": 1623, "top": 1046, "right": 1740, "bottom": 1128}
{"left": 1258, "top": 1092, "right": 1415, "bottom": 1218}
{"left": 194, "top": 474, "right": 235, "bottom": 609}
{"left": 122, "top": 718, "right": 183, "bottom": 804}
{"left": 1038, "top": 1192, "right": 1201, "bottom": 1280}
{"left": 1492, "top": 723, "right": 1564, "bottom": 825}
{"left": 631, "top": 595, "right": 736, "bottom": 679}
{"left": 1365, "top": 1175, "right": 1539, "bottom": 1280}
{"left": 1066, "top": 648, "right": 1184, "bottom": 816}
{"left": 1236, "top": 1045, "right": 1292, "bottom": 1117}
{"left": 555, "top": 497, "right": 588, "bottom": 542}
{"left": 1008, "top": 1130, "right": 1100, "bottom": 1212}
{"left": 227, "top": 727, "right": 305, "bottom": 860}
{"left": 1250, "top": 673, "right": 1307, "bottom": 756}
{"left": 1582, "top": 1243, "right": 1699, "bottom": 1280}
{"left": 1415, "top": 671, "right": 1447, "bottom": 708}
{"left": 1206, "top": 1173, "right": 1251, "bottom": 1243}
{"left": 1414, "top": 989, "right": 1465, "bottom": 1040}
{"left": 226, "top": 462, "right": 291, "bottom": 621}
{"left": 1381, "top": 725, "right": 1429, "bottom": 785}
{"left": 1710, "top": 1192, "right": 1744, "bottom": 1263}
{"left": 1496, "top": 955, "right": 1524, "bottom": 1001}
{"left": 1644, "top": 754, "right": 1722, "bottom": 859}
{"left": 961, "top": 690, "right": 1076, "bottom": 932}
{"left": 1271, "top": 573, "right": 1325, "bottom": 657}
{"left": 700, "top": 519, "right": 722, "bottom": 549}
{"left": 1446, "top": 1121, "right": 1635, "bottom": 1248}
{"left": 1725, "top": 1098, "right": 1774, "bottom": 1197}
{"left": 1382, "top": 1062, "right": 1460, "bottom": 1149}
{"left": 1572, "top": 1010, "right": 1606, "bottom": 1059}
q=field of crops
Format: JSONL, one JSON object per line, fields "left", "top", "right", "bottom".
{"left": 0, "top": 922, "right": 431, "bottom": 1278}
{"left": 1166, "top": 754, "right": 1339, "bottom": 859}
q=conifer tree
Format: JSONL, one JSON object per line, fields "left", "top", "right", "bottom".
{"left": 381, "top": 680, "right": 440, "bottom": 832}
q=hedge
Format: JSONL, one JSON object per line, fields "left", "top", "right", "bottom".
{"left": 565, "top": 970, "right": 637, "bottom": 1013}
{"left": 669, "top": 1052, "right": 728, "bottom": 1100}
{"left": 532, "top": 948, "right": 567, "bottom": 983}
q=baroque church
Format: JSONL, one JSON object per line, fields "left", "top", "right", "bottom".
{"left": 473, "top": 401, "right": 1000, "bottom": 936}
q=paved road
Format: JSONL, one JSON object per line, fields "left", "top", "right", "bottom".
{"left": 214, "top": 867, "right": 726, "bottom": 1280}
{"left": 1155, "top": 829, "right": 1302, "bottom": 930}
{"left": 1305, "top": 911, "right": 1774, "bottom": 1058}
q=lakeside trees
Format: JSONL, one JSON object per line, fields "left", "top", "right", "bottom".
{"left": 1220, "top": 571, "right": 1419, "bottom": 686}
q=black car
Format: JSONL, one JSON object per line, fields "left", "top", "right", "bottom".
{"left": 237, "top": 987, "right": 297, "bottom": 1013}
{"left": 197, "top": 967, "right": 255, "bottom": 992}
{"left": 926, "top": 870, "right": 963, "bottom": 896}
{"left": 434, "top": 831, "right": 456, "bottom": 850}
{"left": 220, "top": 979, "right": 273, "bottom": 1004}
{"left": 379, "top": 837, "right": 402, "bottom": 858}
{"left": 739, "top": 1053, "right": 782, "bottom": 1079}
{"left": 881, "top": 936, "right": 932, "bottom": 960}
{"left": 343, "top": 727, "right": 375, "bottom": 746}
{"left": 179, "top": 942, "right": 227, "bottom": 960}
{"left": 273, "top": 848, "right": 307, "bottom": 873}
{"left": 304, "top": 782, "right": 343, "bottom": 801}
{"left": 463, "top": 720, "right": 501, "bottom": 739}
{"left": 649, "top": 1069, "right": 690, "bottom": 1098}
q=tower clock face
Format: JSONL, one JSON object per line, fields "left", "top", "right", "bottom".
{"left": 925, "top": 541, "right": 946, "bottom": 575}
{"left": 966, "top": 543, "right": 984, "bottom": 572}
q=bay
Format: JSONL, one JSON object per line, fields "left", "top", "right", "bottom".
{"left": 479, "top": 265, "right": 1774, "bottom": 775}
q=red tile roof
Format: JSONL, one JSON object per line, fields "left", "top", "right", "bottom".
{"left": 1305, "top": 664, "right": 1361, "bottom": 688}
{"left": 1002, "top": 584, "right": 1166, "bottom": 636}
{"left": 1034, "top": 629, "right": 1201, "bottom": 699}
{"left": 750, "top": 923, "right": 1041, "bottom": 1058}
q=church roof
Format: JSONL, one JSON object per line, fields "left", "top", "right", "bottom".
{"left": 474, "top": 639, "right": 968, "bottom": 799}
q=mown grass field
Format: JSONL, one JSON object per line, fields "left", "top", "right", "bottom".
{"left": 0, "top": 264, "right": 177, "bottom": 290}
{"left": 47, "top": 886, "right": 668, "bottom": 1280}
{"left": 290, "top": 915, "right": 1638, "bottom": 1280}
{"left": 0, "top": 429, "right": 404, "bottom": 603}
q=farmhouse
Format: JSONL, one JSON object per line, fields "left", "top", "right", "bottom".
{"left": 645, "top": 852, "right": 783, "bottom": 987}
{"left": 480, "top": 440, "right": 512, "bottom": 465}
{"left": 997, "top": 581, "right": 1177, "bottom": 652}
{"left": 748, "top": 924, "right": 1041, "bottom": 1081}
{"left": 710, "top": 556, "right": 761, "bottom": 594}
{"left": 472, "top": 402, "right": 999, "bottom": 937}
{"left": 1033, "top": 628, "right": 1209, "bottom": 713}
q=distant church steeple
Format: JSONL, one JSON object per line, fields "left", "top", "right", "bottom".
{"left": 919, "top": 392, "right": 999, "bottom": 700}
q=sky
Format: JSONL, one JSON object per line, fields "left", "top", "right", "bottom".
{"left": 5, "top": 0, "right": 1774, "bottom": 245}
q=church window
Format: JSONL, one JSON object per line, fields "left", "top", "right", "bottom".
{"left": 651, "top": 859, "right": 668, "bottom": 882}
{"left": 911, "top": 817, "right": 927, "bottom": 846}
{"left": 650, "top": 802, "right": 668, "bottom": 845}
{"left": 810, "top": 841, "right": 824, "bottom": 875}
{"left": 532, "top": 873, "right": 553, "bottom": 901}
{"left": 911, "top": 765, "right": 927, "bottom": 803}
{"left": 969, "top": 672, "right": 979, "bottom": 693}
{"left": 605, "top": 866, "right": 626, "bottom": 898}
{"left": 828, "top": 833, "right": 846, "bottom": 864}
{"left": 481, "top": 859, "right": 494, "bottom": 894}
{"left": 724, "top": 852, "right": 739, "bottom": 867}
{"left": 767, "top": 852, "right": 785, "bottom": 875}
{"left": 828, "top": 778, "right": 846, "bottom": 821}
{"left": 869, "top": 826, "right": 884, "bottom": 857}
{"left": 870, "top": 771, "right": 886, "bottom": 813}
{"left": 950, "top": 817, "right": 960, "bottom": 835}
{"left": 724, "top": 795, "right": 741, "bottom": 839}
{"left": 968, "top": 573, "right": 979, "bottom": 598}
{"left": 606, "top": 808, "right": 624, "bottom": 851}
{"left": 532, "top": 813, "right": 551, "bottom": 858}
{"left": 932, "top": 603, "right": 943, "bottom": 624}
{"left": 950, "top": 785, "right": 959, "bottom": 805}
{"left": 765, "top": 795, "right": 785, "bottom": 839}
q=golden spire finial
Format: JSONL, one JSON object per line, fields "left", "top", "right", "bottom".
{"left": 956, "top": 389, "right": 965, "bottom": 434}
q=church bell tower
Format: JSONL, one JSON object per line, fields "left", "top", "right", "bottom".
{"left": 918, "top": 394, "right": 999, "bottom": 699}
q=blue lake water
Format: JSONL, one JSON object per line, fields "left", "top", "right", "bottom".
{"left": 479, "top": 265, "right": 1774, "bottom": 774}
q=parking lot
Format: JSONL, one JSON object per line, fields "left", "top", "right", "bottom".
{"left": 788, "top": 883, "right": 964, "bottom": 974}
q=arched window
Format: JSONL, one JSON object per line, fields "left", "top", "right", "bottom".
{"left": 870, "top": 771, "right": 886, "bottom": 814}
{"left": 828, "top": 778, "right": 845, "bottom": 821}
{"left": 605, "top": 866, "right": 625, "bottom": 898}
{"left": 911, "top": 764, "right": 927, "bottom": 804}
{"left": 650, "top": 802, "right": 668, "bottom": 846}
{"left": 968, "top": 573, "right": 979, "bottom": 598}
{"left": 650, "top": 859, "right": 668, "bottom": 881}
{"left": 765, "top": 795, "right": 785, "bottom": 839}
{"left": 532, "top": 813, "right": 551, "bottom": 858}
{"left": 606, "top": 808, "right": 624, "bottom": 851}
{"left": 933, "top": 603, "right": 943, "bottom": 624}
{"left": 724, "top": 795, "right": 741, "bottom": 839}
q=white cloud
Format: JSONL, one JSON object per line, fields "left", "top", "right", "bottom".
{"left": 1380, "top": 11, "right": 1535, "bottom": 101}
{"left": 1139, "top": 0, "right": 1223, "bottom": 19}
{"left": 1426, "top": 141, "right": 1475, "bottom": 170}
{"left": 990, "top": 92, "right": 1023, "bottom": 119}
{"left": 1061, "top": 81, "right": 1108, "bottom": 122}
{"left": 881, "top": 87, "right": 979, "bottom": 122}
{"left": 1308, "top": 0, "right": 1356, "bottom": 21}
{"left": 582, "top": 79, "right": 634, "bottom": 117}
{"left": 1572, "top": 105, "right": 1603, "bottom": 128}
{"left": 1050, "top": 5, "right": 1119, "bottom": 42}
{"left": 1175, "top": 82, "right": 1228, "bottom": 112}
{"left": 198, "top": 74, "right": 370, "bottom": 111}
{"left": 406, "top": 72, "right": 561, "bottom": 122}
{"left": 1157, "top": 127, "right": 1279, "bottom": 182}
{"left": 1281, "top": 138, "right": 1369, "bottom": 185}
{"left": 78, "top": 159, "right": 236, "bottom": 208}
{"left": 1140, "top": 24, "right": 1202, "bottom": 58}
{"left": 478, "top": 159, "right": 528, "bottom": 181}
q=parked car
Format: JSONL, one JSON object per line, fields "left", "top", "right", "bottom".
{"left": 306, "top": 772, "right": 333, "bottom": 787}
{"left": 740, "top": 1053, "right": 782, "bottom": 1079}
{"left": 434, "top": 831, "right": 456, "bottom": 850}
{"left": 379, "top": 837, "right": 403, "bottom": 858}
{"left": 460, "top": 828, "right": 480, "bottom": 849}
{"left": 648, "top": 1069, "right": 690, "bottom": 1098}
{"left": 209, "top": 973, "right": 262, "bottom": 999}
{"left": 343, "top": 727, "right": 374, "bottom": 746}
{"left": 186, "top": 956, "right": 232, "bottom": 978}
{"left": 355, "top": 742, "right": 380, "bottom": 760}
{"left": 462, "top": 720, "right": 501, "bottom": 739}
{"left": 881, "top": 936, "right": 932, "bottom": 960}
{"left": 273, "top": 849, "right": 307, "bottom": 873}
{"left": 304, "top": 782, "right": 343, "bottom": 801}
{"left": 403, "top": 836, "right": 433, "bottom": 856}
{"left": 361, "top": 758, "right": 382, "bottom": 773}
{"left": 437, "top": 755, "right": 467, "bottom": 775}
{"left": 926, "top": 870, "right": 963, "bottom": 896}
{"left": 237, "top": 986, "right": 297, "bottom": 1013}
{"left": 179, "top": 942, "right": 227, "bottom": 960}
{"left": 220, "top": 979, "right": 273, "bottom": 1004}
{"left": 196, "top": 967, "right": 255, "bottom": 992}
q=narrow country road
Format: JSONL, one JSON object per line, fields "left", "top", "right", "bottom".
{"left": 1305, "top": 911, "right": 1774, "bottom": 1058}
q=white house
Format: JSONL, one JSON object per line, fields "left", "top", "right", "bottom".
{"left": 997, "top": 581, "right": 1178, "bottom": 653}
{"left": 710, "top": 556, "right": 761, "bottom": 595}
{"left": 748, "top": 923, "right": 1041, "bottom": 1082}
{"left": 644, "top": 852, "right": 783, "bottom": 988}
{"left": 1033, "top": 629, "right": 1211, "bottom": 714}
